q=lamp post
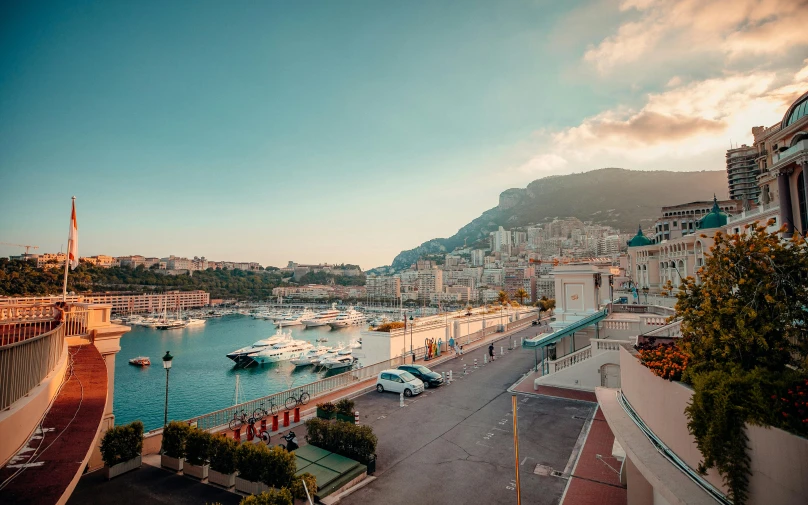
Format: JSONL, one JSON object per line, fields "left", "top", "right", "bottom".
{"left": 409, "top": 315, "right": 414, "bottom": 364}
{"left": 162, "top": 351, "right": 173, "bottom": 427}
{"left": 466, "top": 309, "right": 472, "bottom": 344}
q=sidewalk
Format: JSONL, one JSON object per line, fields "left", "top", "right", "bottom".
{"left": 511, "top": 370, "right": 597, "bottom": 403}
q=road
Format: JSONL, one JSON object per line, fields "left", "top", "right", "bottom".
{"left": 344, "top": 327, "right": 596, "bottom": 505}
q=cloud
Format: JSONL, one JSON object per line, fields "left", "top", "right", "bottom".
{"left": 517, "top": 153, "right": 568, "bottom": 175}
{"left": 585, "top": 0, "right": 808, "bottom": 74}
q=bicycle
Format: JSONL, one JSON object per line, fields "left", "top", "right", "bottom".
{"left": 228, "top": 409, "right": 255, "bottom": 431}
{"left": 284, "top": 389, "right": 311, "bottom": 411}
{"left": 252, "top": 399, "right": 279, "bottom": 420}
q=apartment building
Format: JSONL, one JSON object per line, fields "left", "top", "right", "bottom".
{"left": 366, "top": 274, "right": 401, "bottom": 300}
{"left": 416, "top": 268, "right": 443, "bottom": 302}
{"left": 726, "top": 143, "right": 760, "bottom": 202}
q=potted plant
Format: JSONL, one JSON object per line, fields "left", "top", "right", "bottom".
{"left": 335, "top": 398, "right": 355, "bottom": 423}
{"left": 261, "top": 445, "right": 296, "bottom": 490}
{"left": 239, "top": 489, "right": 294, "bottom": 505}
{"left": 183, "top": 427, "right": 212, "bottom": 480}
{"left": 236, "top": 443, "right": 270, "bottom": 495}
{"left": 304, "top": 418, "right": 378, "bottom": 472}
{"left": 101, "top": 421, "right": 144, "bottom": 480}
{"left": 161, "top": 421, "right": 191, "bottom": 472}
{"left": 291, "top": 473, "right": 317, "bottom": 500}
{"left": 209, "top": 435, "right": 238, "bottom": 488}
{"left": 316, "top": 401, "right": 337, "bottom": 420}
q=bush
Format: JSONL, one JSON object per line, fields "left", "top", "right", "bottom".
{"left": 635, "top": 339, "right": 689, "bottom": 381}
{"left": 335, "top": 398, "right": 355, "bottom": 417}
{"left": 290, "top": 473, "right": 317, "bottom": 499}
{"left": 185, "top": 428, "right": 212, "bottom": 466}
{"left": 100, "top": 421, "right": 144, "bottom": 467}
{"left": 304, "top": 418, "right": 377, "bottom": 465}
{"left": 261, "top": 446, "right": 296, "bottom": 489}
{"left": 209, "top": 435, "right": 238, "bottom": 474}
{"left": 239, "top": 489, "right": 293, "bottom": 505}
{"left": 236, "top": 443, "right": 296, "bottom": 486}
{"left": 374, "top": 321, "right": 405, "bottom": 332}
{"left": 161, "top": 421, "right": 191, "bottom": 459}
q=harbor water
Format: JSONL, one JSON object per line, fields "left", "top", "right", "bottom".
{"left": 114, "top": 315, "right": 364, "bottom": 431}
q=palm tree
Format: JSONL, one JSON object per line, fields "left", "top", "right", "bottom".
{"left": 514, "top": 288, "right": 528, "bottom": 305}
{"left": 497, "top": 291, "right": 509, "bottom": 305}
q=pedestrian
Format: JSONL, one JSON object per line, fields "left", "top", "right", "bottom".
{"left": 449, "top": 337, "right": 456, "bottom": 355}
{"left": 489, "top": 343, "right": 495, "bottom": 361}
{"left": 458, "top": 345, "right": 463, "bottom": 358}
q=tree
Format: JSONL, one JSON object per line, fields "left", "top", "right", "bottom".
{"left": 497, "top": 291, "right": 509, "bottom": 305}
{"left": 514, "top": 288, "right": 528, "bottom": 305}
{"left": 674, "top": 222, "right": 808, "bottom": 504}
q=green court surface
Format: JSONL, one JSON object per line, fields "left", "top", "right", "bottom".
{"left": 293, "top": 445, "right": 367, "bottom": 497}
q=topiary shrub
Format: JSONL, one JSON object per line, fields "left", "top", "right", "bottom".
{"left": 290, "top": 473, "right": 317, "bottom": 499}
{"left": 100, "top": 421, "right": 144, "bottom": 467}
{"left": 239, "top": 488, "right": 293, "bottom": 505}
{"left": 161, "top": 421, "right": 191, "bottom": 459}
{"left": 185, "top": 428, "right": 212, "bottom": 466}
{"left": 304, "top": 418, "right": 377, "bottom": 465}
{"left": 335, "top": 398, "right": 355, "bottom": 417}
{"left": 236, "top": 443, "right": 266, "bottom": 482}
{"left": 209, "top": 435, "right": 238, "bottom": 474}
{"left": 261, "top": 446, "right": 296, "bottom": 489}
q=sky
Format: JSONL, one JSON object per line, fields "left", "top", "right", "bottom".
{"left": 1, "top": 0, "right": 806, "bottom": 269}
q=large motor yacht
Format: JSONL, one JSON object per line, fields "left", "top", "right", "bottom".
{"left": 301, "top": 305, "right": 341, "bottom": 328}
{"left": 319, "top": 349, "right": 355, "bottom": 370}
{"left": 327, "top": 307, "right": 366, "bottom": 329}
{"left": 281, "top": 309, "right": 316, "bottom": 326}
{"left": 251, "top": 333, "right": 314, "bottom": 365}
{"left": 225, "top": 326, "right": 294, "bottom": 364}
{"left": 290, "top": 346, "right": 332, "bottom": 367}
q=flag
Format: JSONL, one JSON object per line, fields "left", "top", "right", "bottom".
{"left": 68, "top": 199, "right": 78, "bottom": 270}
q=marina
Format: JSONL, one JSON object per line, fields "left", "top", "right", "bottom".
{"left": 113, "top": 313, "right": 365, "bottom": 431}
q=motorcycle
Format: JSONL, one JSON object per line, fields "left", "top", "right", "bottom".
{"left": 279, "top": 431, "right": 299, "bottom": 452}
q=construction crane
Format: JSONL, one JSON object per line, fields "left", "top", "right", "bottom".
{"left": 0, "top": 242, "right": 40, "bottom": 256}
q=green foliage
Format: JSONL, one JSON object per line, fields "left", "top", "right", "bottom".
{"left": 514, "top": 288, "right": 528, "bottom": 305}
{"left": 161, "top": 421, "right": 191, "bottom": 459}
{"left": 0, "top": 259, "right": 286, "bottom": 300}
{"left": 184, "top": 428, "right": 212, "bottom": 466}
{"left": 290, "top": 473, "right": 317, "bottom": 499}
{"left": 209, "top": 435, "right": 238, "bottom": 474}
{"left": 235, "top": 443, "right": 296, "bottom": 487}
{"left": 304, "top": 418, "right": 377, "bottom": 465}
{"left": 239, "top": 488, "right": 293, "bottom": 505}
{"left": 674, "top": 223, "right": 808, "bottom": 504}
{"left": 497, "top": 291, "right": 509, "bottom": 304}
{"left": 374, "top": 321, "right": 405, "bottom": 332}
{"left": 100, "top": 421, "right": 143, "bottom": 467}
{"left": 335, "top": 398, "right": 355, "bottom": 417}
{"left": 297, "top": 270, "right": 366, "bottom": 286}
{"left": 317, "top": 402, "right": 336, "bottom": 413}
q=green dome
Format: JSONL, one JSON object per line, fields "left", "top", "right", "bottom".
{"left": 697, "top": 196, "right": 728, "bottom": 230}
{"left": 627, "top": 224, "right": 652, "bottom": 247}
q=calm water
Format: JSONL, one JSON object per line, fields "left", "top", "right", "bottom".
{"left": 114, "top": 315, "right": 363, "bottom": 431}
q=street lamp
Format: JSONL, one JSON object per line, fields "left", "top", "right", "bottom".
{"left": 409, "top": 315, "right": 414, "bottom": 364}
{"left": 162, "top": 351, "right": 173, "bottom": 427}
{"left": 466, "top": 309, "right": 472, "bottom": 344}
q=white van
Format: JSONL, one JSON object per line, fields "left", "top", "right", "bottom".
{"left": 376, "top": 369, "right": 424, "bottom": 397}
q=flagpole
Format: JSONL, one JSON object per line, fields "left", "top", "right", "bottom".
{"left": 62, "top": 196, "right": 75, "bottom": 302}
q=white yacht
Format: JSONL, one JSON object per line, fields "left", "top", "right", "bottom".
{"left": 327, "top": 308, "right": 366, "bottom": 329}
{"left": 310, "top": 346, "right": 344, "bottom": 365}
{"left": 251, "top": 335, "right": 314, "bottom": 365}
{"left": 282, "top": 309, "right": 316, "bottom": 326}
{"left": 225, "top": 326, "right": 294, "bottom": 364}
{"left": 319, "top": 350, "right": 355, "bottom": 370}
{"left": 156, "top": 319, "right": 188, "bottom": 330}
{"left": 301, "top": 305, "right": 341, "bottom": 328}
{"left": 290, "top": 346, "right": 332, "bottom": 367}
{"left": 184, "top": 318, "right": 206, "bottom": 327}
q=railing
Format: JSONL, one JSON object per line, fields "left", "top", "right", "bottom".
{"left": 0, "top": 304, "right": 57, "bottom": 322}
{"left": 551, "top": 346, "right": 592, "bottom": 373}
{"left": 641, "top": 319, "right": 682, "bottom": 339}
{"left": 0, "top": 323, "right": 66, "bottom": 410}
{"left": 593, "top": 338, "right": 631, "bottom": 352}
{"left": 188, "top": 315, "right": 537, "bottom": 432}
{"left": 611, "top": 304, "right": 675, "bottom": 316}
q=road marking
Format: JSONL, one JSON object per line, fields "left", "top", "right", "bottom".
{"left": 476, "top": 441, "right": 493, "bottom": 448}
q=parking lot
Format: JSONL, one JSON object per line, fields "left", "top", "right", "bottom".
{"left": 344, "top": 332, "right": 596, "bottom": 505}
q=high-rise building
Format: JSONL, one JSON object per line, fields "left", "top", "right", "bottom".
{"left": 492, "top": 226, "right": 512, "bottom": 253}
{"left": 726, "top": 144, "right": 760, "bottom": 202}
{"left": 366, "top": 274, "right": 401, "bottom": 300}
{"left": 416, "top": 268, "right": 443, "bottom": 301}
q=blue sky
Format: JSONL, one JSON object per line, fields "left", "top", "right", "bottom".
{"left": 1, "top": 0, "right": 806, "bottom": 269}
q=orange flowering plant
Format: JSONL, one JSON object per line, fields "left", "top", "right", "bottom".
{"left": 635, "top": 338, "right": 688, "bottom": 381}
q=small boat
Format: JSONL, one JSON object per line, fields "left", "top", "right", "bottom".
{"left": 316, "top": 337, "right": 328, "bottom": 342}
{"left": 129, "top": 356, "right": 151, "bottom": 366}
{"left": 320, "top": 354, "right": 356, "bottom": 370}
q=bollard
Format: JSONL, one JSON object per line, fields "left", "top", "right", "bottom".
{"left": 283, "top": 410, "right": 290, "bottom": 427}
{"left": 442, "top": 371, "right": 446, "bottom": 384}
{"left": 247, "top": 424, "right": 255, "bottom": 441}
{"left": 501, "top": 346, "right": 504, "bottom": 356}
{"left": 355, "top": 411, "right": 360, "bottom": 425}
{"left": 293, "top": 407, "right": 300, "bottom": 423}
{"left": 449, "top": 370, "right": 453, "bottom": 383}
{"left": 463, "top": 363, "right": 467, "bottom": 375}
{"left": 400, "top": 392, "right": 405, "bottom": 407}
{"left": 521, "top": 337, "right": 524, "bottom": 346}
{"left": 484, "top": 354, "right": 488, "bottom": 365}
{"left": 272, "top": 414, "right": 279, "bottom": 432}
{"left": 234, "top": 427, "right": 241, "bottom": 440}
{"left": 474, "top": 358, "right": 478, "bottom": 369}
{"left": 260, "top": 418, "right": 267, "bottom": 435}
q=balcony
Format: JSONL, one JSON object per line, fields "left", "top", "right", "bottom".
{"left": 771, "top": 139, "right": 808, "bottom": 167}
{"left": 0, "top": 303, "right": 127, "bottom": 505}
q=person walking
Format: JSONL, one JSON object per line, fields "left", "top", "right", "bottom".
{"left": 488, "top": 343, "right": 495, "bottom": 361}
{"left": 449, "top": 337, "right": 456, "bottom": 355}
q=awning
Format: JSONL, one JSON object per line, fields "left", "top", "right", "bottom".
{"left": 523, "top": 309, "right": 608, "bottom": 348}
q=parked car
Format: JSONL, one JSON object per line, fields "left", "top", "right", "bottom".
{"left": 376, "top": 369, "right": 424, "bottom": 397}
{"left": 397, "top": 364, "right": 443, "bottom": 388}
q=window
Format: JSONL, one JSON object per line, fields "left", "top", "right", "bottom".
{"left": 673, "top": 221, "right": 678, "bottom": 228}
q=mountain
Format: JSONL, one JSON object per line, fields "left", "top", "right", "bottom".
{"left": 383, "top": 168, "right": 728, "bottom": 271}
